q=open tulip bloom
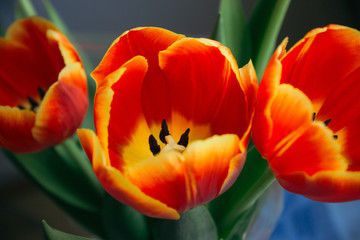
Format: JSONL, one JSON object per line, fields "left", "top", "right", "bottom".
{"left": 253, "top": 25, "right": 360, "bottom": 202}
{"left": 78, "top": 27, "right": 258, "bottom": 219}
{"left": 0, "top": 17, "right": 88, "bottom": 153}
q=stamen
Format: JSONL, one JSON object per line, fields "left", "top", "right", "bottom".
{"left": 324, "top": 119, "right": 331, "bottom": 126}
{"left": 178, "top": 128, "right": 190, "bottom": 147}
{"left": 333, "top": 135, "right": 338, "bottom": 140}
{"left": 18, "top": 105, "right": 25, "bottom": 110}
{"left": 37, "top": 87, "right": 46, "bottom": 99}
{"left": 149, "top": 134, "right": 160, "bottom": 155}
{"left": 159, "top": 119, "right": 170, "bottom": 144}
{"left": 27, "top": 96, "right": 38, "bottom": 111}
{"left": 312, "top": 112, "right": 316, "bottom": 121}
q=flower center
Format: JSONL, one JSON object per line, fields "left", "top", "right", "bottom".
{"left": 148, "top": 119, "right": 190, "bottom": 155}
{"left": 312, "top": 112, "right": 338, "bottom": 139}
{"left": 18, "top": 87, "right": 45, "bottom": 112}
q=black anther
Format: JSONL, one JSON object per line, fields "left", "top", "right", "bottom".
{"left": 159, "top": 119, "right": 170, "bottom": 144}
{"left": 324, "top": 119, "right": 331, "bottom": 126}
{"left": 149, "top": 134, "right": 160, "bottom": 155}
{"left": 18, "top": 105, "right": 25, "bottom": 110}
{"left": 178, "top": 128, "right": 190, "bottom": 147}
{"left": 37, "top": 87, "right": 46, "bottom": 99}
{"left": 333, "top": 135, "right": 338, "bottom": 140}
{"left": 312, "top": 112, "right": 316, "bottom": 121}
{"left": 27, "top": 96, "right": 38, "bottom": 111}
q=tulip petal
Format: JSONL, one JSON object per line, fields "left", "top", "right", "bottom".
{"left": 0, "top": 17, "right": 65, "bottom": 106}
{"left": 270, "top": 122, "right": 346, "bottom": 176}
{"left": 183, "top": 134, "right": 245, "bottom": 208}
{"left": 0, "top": 106, "right": 44, "bottom": 153}
{"left": 91, "top": 28, "right": 185, "bottom": 126}
{"left": 252, "top": 39, "right": 287, "bottom": 154}
{"left": 94, "top": 56, "right": 149, "bottom": 170}
{"left": 158, "top": 38, "right": 249, "bottom": 138}
{"left": 278, "top": 171, "right": 360, "bottom": 202}
{"left": 340, "top": 115, "right": 360, "bottom": 171}
{"left": 77, "top": 129, "right": 180, "bottom": 219}
{"left": 281, "top": 25, "right": 360, "bottom": 110}
{"left": 32, "top": 62, "right": 88, "bottom": 145}
{"left": 266, "top": 84, "right": 313, "bottom": 159}
{"left": 124, "top": 150, "right": 188, "bottom": 213}
{"left": 91, "top": 27, "right": 184, "bottom": 84}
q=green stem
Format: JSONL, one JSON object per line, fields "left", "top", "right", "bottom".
{"left": 225, "top": 168, "right": 275, "bottom": 233}
{"left": 15, "top": 0, "right": 37, "bottom": 19}
{"left": 55, "top": 137, "right": 104, "bottom": 196}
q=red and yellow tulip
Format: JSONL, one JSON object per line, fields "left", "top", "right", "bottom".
{"left": 78, "top": 27, "right": 257, "bottom": 219}
{"left": 0, "top": 17, "right": 88, "bottom": 153}
{"left": 253, "top": 25, "right": 360, "bottom": 202}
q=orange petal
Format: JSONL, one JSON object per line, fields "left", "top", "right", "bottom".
{"left": 158, "top": 38, "right": 248, "bottom": 138}
{"left": 183, "top": 134, "right": 245, "bottom": 209}
{"left": 124, "top": 150, "right": 188, "bottom": 213}
{"left": 77, "top": 129, "right": 180, "bottom": 219}
{"left": 340, "top": 115, "right": 360, "bottom": 171}
{"left": 252, "top": 39, "right": 287, "bottom": 154}
{"left": 270, "top": 122, "right": 346, "bottom": 176}
{"left": 32, "top": 63, "right": 88, "bottom": 145}
{"left": 91, "top": 27, "right": 184, "bottom": 84}
{"left": 277, "top": 170, "right": 360, "bottom": 202}
{"left": 94, "top": 56, "right": 149, "bottom": 170}
{"left": 317, "top": 67, "right": 360, "bottom": 132}
{"left": 281, "top": 25, "right": 360, "bottom": 109}
{"left": 265, "top": 84, "right": 313, "bottom": 160}
{"left": 0, "top": 106, "right": 45, "bottom": 153}
{"left": 0, "top": 17, "right": 66, "bottom": 106}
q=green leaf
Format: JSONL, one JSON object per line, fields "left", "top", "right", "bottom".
{"left": 42, "top": 220, "right": 93, "bottom": 240}
{"left": 248, "top": 0, "right": 291, "bottom": 79}
{"left": 150, "top": 206, "right": 218, "bottom": 240}
{"left": 3, "top": 148, "right": 107, "bottom": 238}
{"left": 101, "top": 193, "right": 149, "bottom": 240}
{"left": 208, "top": 147, "right": 275, "bottom": 238}
{"left": 15, "top": 0, "right": 37, "bottom": 19}
{"left": 225, "top": 201, "right": 258, "bottom": 240}
{"left": 213, "top": 0, "right": 252, "bottom": 66}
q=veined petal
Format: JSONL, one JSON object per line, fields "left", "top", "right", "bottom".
{"left": 158, "top": 38, "right": 248, "bottom": 138}
{"left": 32, "top": 63, "right": 88, "bottom": 145}
{"left": 0, "top": 106, "right": 44, "bottom": 153}
{"left": 270, "top": 122, "right": 346, "bottom": 176}
{"left": 266, "top": 84, "right": 313, "bottom": 159}
{"left": 77, "top": 129, "right": 180, "bottom": 219}
{"left": 281, "top": 25, "right": 360, "bottom": 111}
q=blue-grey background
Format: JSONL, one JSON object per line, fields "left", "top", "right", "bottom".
{"left": 0, "top": 0, "right": 359, "bottom": 239}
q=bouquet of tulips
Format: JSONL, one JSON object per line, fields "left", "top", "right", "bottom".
{"left": 1, "top": 0, "right": 359, "bottom": 239}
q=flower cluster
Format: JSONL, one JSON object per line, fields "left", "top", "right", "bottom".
{"left": 1, "top": 16, "right": 359, "bottom": 220}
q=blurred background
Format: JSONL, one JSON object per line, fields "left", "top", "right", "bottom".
{"left": 0, "top": 0, "right": 359, "bottom": 239}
